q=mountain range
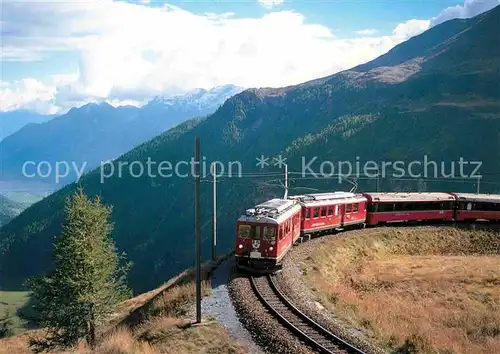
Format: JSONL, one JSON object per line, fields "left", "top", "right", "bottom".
{"left": 1, "top": 5, "right": 499, "bottom": 294}
{"left": 0, "top": 111, "right": 56, "bottom": 141}
{"left": 0, "top": 85, "right": 244, "bottom": 193}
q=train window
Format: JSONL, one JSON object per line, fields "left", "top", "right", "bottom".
{"left": 313, "top": 208, "right": 320, "bottom": 218}
{"left": 305, "top": 208, "right": 310, "bottom": 219}
{"left": 353, "top": 203, "right": 359, "bottom": 212}
{"left": 238, "top": 225, "right": 251, "bottom": 239}
{"left": 378, "top": 203, "right": 392, "bottom": 212}
{"left": 328, "top": 206, "right": 334, "bottom": 215}
{"left": 263, "top": 227, "right": 276, "bottom": 243}
{"left": 321, "top": 207, "right": 326, "bottom": 217}
{"left": 467, "top": 203, "right": 472, "bottom": 211}
{"left": 251, "top": 226, "right": 261, "bottom": 240}
{"left": 474, "top": 202, "right": 500, "bottom": 211}
{"left": 335, "top": 206, "right": 339, "bottom": 215}
{"left": 346, "top": 204, "right": 352, "bottom": 213}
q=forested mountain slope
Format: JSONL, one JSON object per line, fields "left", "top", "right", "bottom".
{"left": 1, "top": 6, "right": 499, "bottom": 294}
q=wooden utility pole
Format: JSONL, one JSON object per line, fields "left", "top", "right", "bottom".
{"left": 211, "top": 162, "right": 217, "bottom": 261}
{"left": 194, "top": 137, "right": 201, "bottom": 323}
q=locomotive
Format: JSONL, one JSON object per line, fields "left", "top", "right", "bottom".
{"left": 234, "top": 191, "right": 500, "bottom": 273}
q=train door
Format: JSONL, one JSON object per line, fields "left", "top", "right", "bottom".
{"left": 250, "top": 224, "right": 263, "bottom": 258}
{"left": 339, "top": 204, "right": 345, "bottom": 226}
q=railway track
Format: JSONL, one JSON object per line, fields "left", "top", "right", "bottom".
{"left": 250, "top": 275, "right": 366, "bottom": 354}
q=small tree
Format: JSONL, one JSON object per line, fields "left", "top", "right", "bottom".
{"left": 0, "top": 310, "right": 14, "bottom": 338}
{"left": 26, "top": 187, "right": 131, "bottom": 352}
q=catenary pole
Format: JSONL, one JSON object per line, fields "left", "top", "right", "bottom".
{"left": 194, "top": 137, "right": 201, "bottom": 323}
{"left": 212, "top": 162, "right": 217, "bottom": 261}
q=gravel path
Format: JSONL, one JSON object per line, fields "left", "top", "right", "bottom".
{"left": 187, "top": 257, "right": 264, "bottom": 353}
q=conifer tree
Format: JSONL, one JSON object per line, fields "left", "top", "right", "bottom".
{"left": 26, "top": 187, "right": 131, "bottom": 352}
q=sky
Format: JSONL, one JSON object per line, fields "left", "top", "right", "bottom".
{"left": 1, "top": 0, "right": 499, "bottom": 114}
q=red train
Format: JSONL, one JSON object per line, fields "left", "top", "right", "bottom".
{"left": 235, "top": 191, "right": 500, "bottom": 273}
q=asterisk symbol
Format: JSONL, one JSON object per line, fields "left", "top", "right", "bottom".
{"left": 273, "top": 155, "right": 287, "bottom": 168}
{"left": 256, "top": 155, "right": 269, "bottom": 169}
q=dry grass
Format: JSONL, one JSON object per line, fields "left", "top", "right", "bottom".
{"left": 0, "top": 330, "right": 38, "bottom": 354}
{"left": 147, "top": 281, "right": 211, "bottom": 318}
{"left": 298, "top": 226, "right": 500, "bottom": 354}
{"left": 136, "top": 317, "right": 247, "bottom": 354}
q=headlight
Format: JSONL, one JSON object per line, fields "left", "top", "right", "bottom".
{"left": 269, "top": 247, "right": 273, "bottom": 252}
{"left": 238, "top": 244, "right": 243, "bottom": 249}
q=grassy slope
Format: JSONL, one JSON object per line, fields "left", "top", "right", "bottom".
{"left": 0, "top": 256, "right": 246, "bottom": 354}
{"left": 0, "top": 6, "right": 499, "bottom": 294}
{"left": 295, "top": 226, "right": 500, "bottom": 354}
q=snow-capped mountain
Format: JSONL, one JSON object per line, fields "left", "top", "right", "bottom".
{"left": 0, "top": 84, "right": 245, "bottom": 194}
{"left": 147, "top": 84, "right": 245, "bottom": 112}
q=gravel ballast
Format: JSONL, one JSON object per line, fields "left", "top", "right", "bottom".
{"left": 228, "top": 271, "right": 315, "bottom": 354}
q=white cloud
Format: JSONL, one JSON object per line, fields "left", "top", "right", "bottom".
{"left": 0, "top": 79, "right": 59, "bottom": 114}
{"left": 392, "top": 19, "right": 431, "bottom": 40}
{"left": 258, "top": 0, "right": 285, "bottom": 9}
{"left": 3, "top": 0, "right": 496, "bottom": 113}
{"left": 430, "top": 0, "right": 500, "bottom": 26}
{"left": 355, "top": 29, "right": 378, "bottom": 36}
{"left": 2, "top": 0, "right": 421, "bottom": 112}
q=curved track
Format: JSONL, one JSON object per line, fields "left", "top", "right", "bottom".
{"left": 250, "top": 275, "right": 366, "bottom": 354}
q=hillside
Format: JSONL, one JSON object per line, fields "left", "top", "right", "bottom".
{"left": 0, "top": 257, "right": 247, "bottom": 354}
{"left": 282, "top": 226, "right": 500, "bottom": 353}
{"left": 1, "top": 6, "right": 499, "bottom": 294}
{"left": 0, "top": 85, "right": 243, "bottom": 194}
{"left": 0, "top": 195, "right": 27, "bottom": 228}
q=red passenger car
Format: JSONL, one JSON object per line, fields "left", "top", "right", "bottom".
{"left": 235, "top": 198, "right": 302, "bottom": 273}
{"left": 450, "top": 193, "right": 500, "bottom": 222}
{"left": 289, "top": 192, "right": 367, "bottom": 236}
{"left": 363, "top": 192, "right": 455, "bottom": 226}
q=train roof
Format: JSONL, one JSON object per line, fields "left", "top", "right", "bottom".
{"left": 451, "top": 193, "right": 500, "bottom": 203}
{"left": 288, "top": 192, "right": 366, "bottom": 206}
{"left": 238, "top": 198, "right": 301, "bottom": 224}
{"left": 363, "top": 192, "right": 455, "bottom": 202}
